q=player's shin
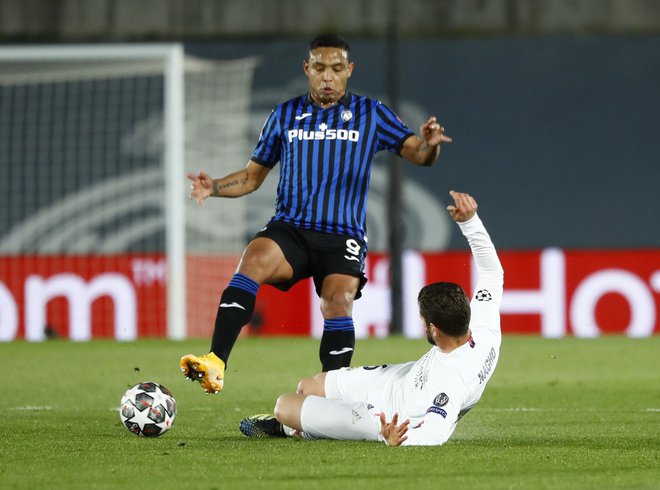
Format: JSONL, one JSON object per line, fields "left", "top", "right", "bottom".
{"left": 319, "top": 317, "right": 355, "bottom": 371}
{"left": 211, "top": 273, "right": 259, "bottom": 364}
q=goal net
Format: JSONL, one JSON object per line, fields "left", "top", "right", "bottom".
{"left": 0, "top": 44, "right": 257, "bottom": 341}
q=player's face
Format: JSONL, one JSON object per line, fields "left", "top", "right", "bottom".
{"left": 304, "top": 47, "right": 354, "bottom": 107}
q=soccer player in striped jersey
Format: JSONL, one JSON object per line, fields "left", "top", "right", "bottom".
{"left": 181, "top": 34, "right": 452, "bottom": 394}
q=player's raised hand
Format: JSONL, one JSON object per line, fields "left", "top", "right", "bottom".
{"left": 380, "top": 412, "right": 410, "bottom": 447}
{"left": 446, "top": 190, "right": 478, "bottom": 223}
{"left": 187, "top": 171, "right": 214, "bottom": 207}
{"left": 420, "top": 116, "right": 452, "bottom": 146}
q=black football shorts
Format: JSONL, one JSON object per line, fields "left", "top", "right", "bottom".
{"left": 254, "top": 221, "right": 368, "bottom": 299}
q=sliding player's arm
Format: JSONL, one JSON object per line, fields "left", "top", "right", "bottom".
{"left": 448, "top": 191, "right": 504, "bottom": 333}
{"left": 380, "top": 390, "right": 463, "bottom": 446}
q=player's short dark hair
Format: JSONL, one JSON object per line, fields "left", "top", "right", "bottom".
{"left": 309, "top": 34, "right": 350, "bottom": 58}
{"left": 418, "top": 282, "right": 471, "bottom": 337}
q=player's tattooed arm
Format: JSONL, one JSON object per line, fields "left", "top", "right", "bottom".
{"left": 187, "top": 161, "right": 272, "bottom": 207}
{"left": 211, "top": 178, "right": 245, "bottom": 196}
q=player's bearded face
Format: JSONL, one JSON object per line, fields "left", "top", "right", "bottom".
{"left": 304, "top": 47, "right": 354, "bottom": 106}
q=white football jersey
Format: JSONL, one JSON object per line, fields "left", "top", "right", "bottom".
{"left": 359, "top": 214, "right": 503, "bottom": 445}
{"left": 300, "top": 214, "right": 503, "bottom": 445}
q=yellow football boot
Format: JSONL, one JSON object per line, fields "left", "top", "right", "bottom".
{"left": 180, "top": 352, "right": 225, "bottom": 394}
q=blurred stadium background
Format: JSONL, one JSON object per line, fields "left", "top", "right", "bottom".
{"left": 0, "top": 0, "right": 658, "bottom": 343}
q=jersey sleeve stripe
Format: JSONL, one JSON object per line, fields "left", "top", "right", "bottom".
{"left": 251, "top": 108, "right": 281, "bottom": 166}
{"left": 375, "top": 104, "right": 414, "bottom": 153}
{"left": 393, "top": 133, "right": 415, "bottom": 156}
{"left": 251, "top": 155, "right": 277, "bottom": 167}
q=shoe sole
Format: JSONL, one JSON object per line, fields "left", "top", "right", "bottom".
{"left": 180, "top": 356, "right": 224, "bottom": 394}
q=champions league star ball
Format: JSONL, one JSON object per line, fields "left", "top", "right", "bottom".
{"left": 119, "top": 382, "right": 177, "bottom": 437}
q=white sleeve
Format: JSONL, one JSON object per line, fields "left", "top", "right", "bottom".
{"left": 399, "top": 390, "right": 463, "bottom": 446}
{"left": 457, "top": 214, "right": 504, "bottom": 333}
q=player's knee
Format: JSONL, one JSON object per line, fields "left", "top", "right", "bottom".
{"left": 238, "top": 241, "right": 292, "bottom": 282}
{"left": 237, "top": 253, "right": 271, "bottom": 279}
{"left": 296, "top": 377, "right": 314, "bottom": 395}
{"left": 273, "top": 395, "right": 286, "bottom": 421}
{"left": 320, "top": 291, "right": 354, "bottom": 317}
{"left": 274, "top": 393, "right": 299, "bottom": 427}
{"left": 297, "top": 373, "right": 325, "bottom": 396}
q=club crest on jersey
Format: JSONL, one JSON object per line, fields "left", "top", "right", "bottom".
{"left": 341, "top": 109, "right": 353, "bottom": 122}
{"left": 434, "top": 393, "right": 449, "bottom": 407}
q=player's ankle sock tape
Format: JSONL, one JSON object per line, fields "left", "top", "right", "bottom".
{"left": 320, "top": 318, "right": 355, "bottom": 371}
{"left": 211, "top": 285, "right": 257, "bottom": 365}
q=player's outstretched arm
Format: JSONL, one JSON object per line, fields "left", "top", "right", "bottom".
{"left": 400, "top": 116, "right": 452, "bottom": 166}
{"left": 448, "top": 190, "right": 504, "bottom": 322}
{"left": 187, "top": 160, "right": 272, "bottom": 207}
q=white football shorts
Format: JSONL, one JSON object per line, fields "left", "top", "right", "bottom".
{"left": 325, "top": 363, "right": 413, "bottom": 405}
{"left": 299, "top": 395, "right": 381, "bottom": 441}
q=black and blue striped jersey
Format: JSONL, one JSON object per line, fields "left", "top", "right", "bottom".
{"left": 251, "top": 92, "right": 414, "bottom": 241}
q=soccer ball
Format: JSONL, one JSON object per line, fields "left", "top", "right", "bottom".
{"left": 119, "top": 382, "right": 177, "bottom": 437}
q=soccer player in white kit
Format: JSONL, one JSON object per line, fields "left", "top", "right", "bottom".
{"left": 239, "top": 190, "right": 503, "bottom": 446}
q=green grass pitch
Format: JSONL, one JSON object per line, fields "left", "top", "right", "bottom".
{"left": 1, "top": 336, "right": 658, "bottom": 489}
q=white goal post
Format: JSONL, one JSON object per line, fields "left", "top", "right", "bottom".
{"left": 0, "top": 44, "right": 256, "bottom": 341}
{"left": 0, "top": 44, "right": 186, "bottom": 340}
{"left": 0, "top": 43, "right": 258, "bottom": 342}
